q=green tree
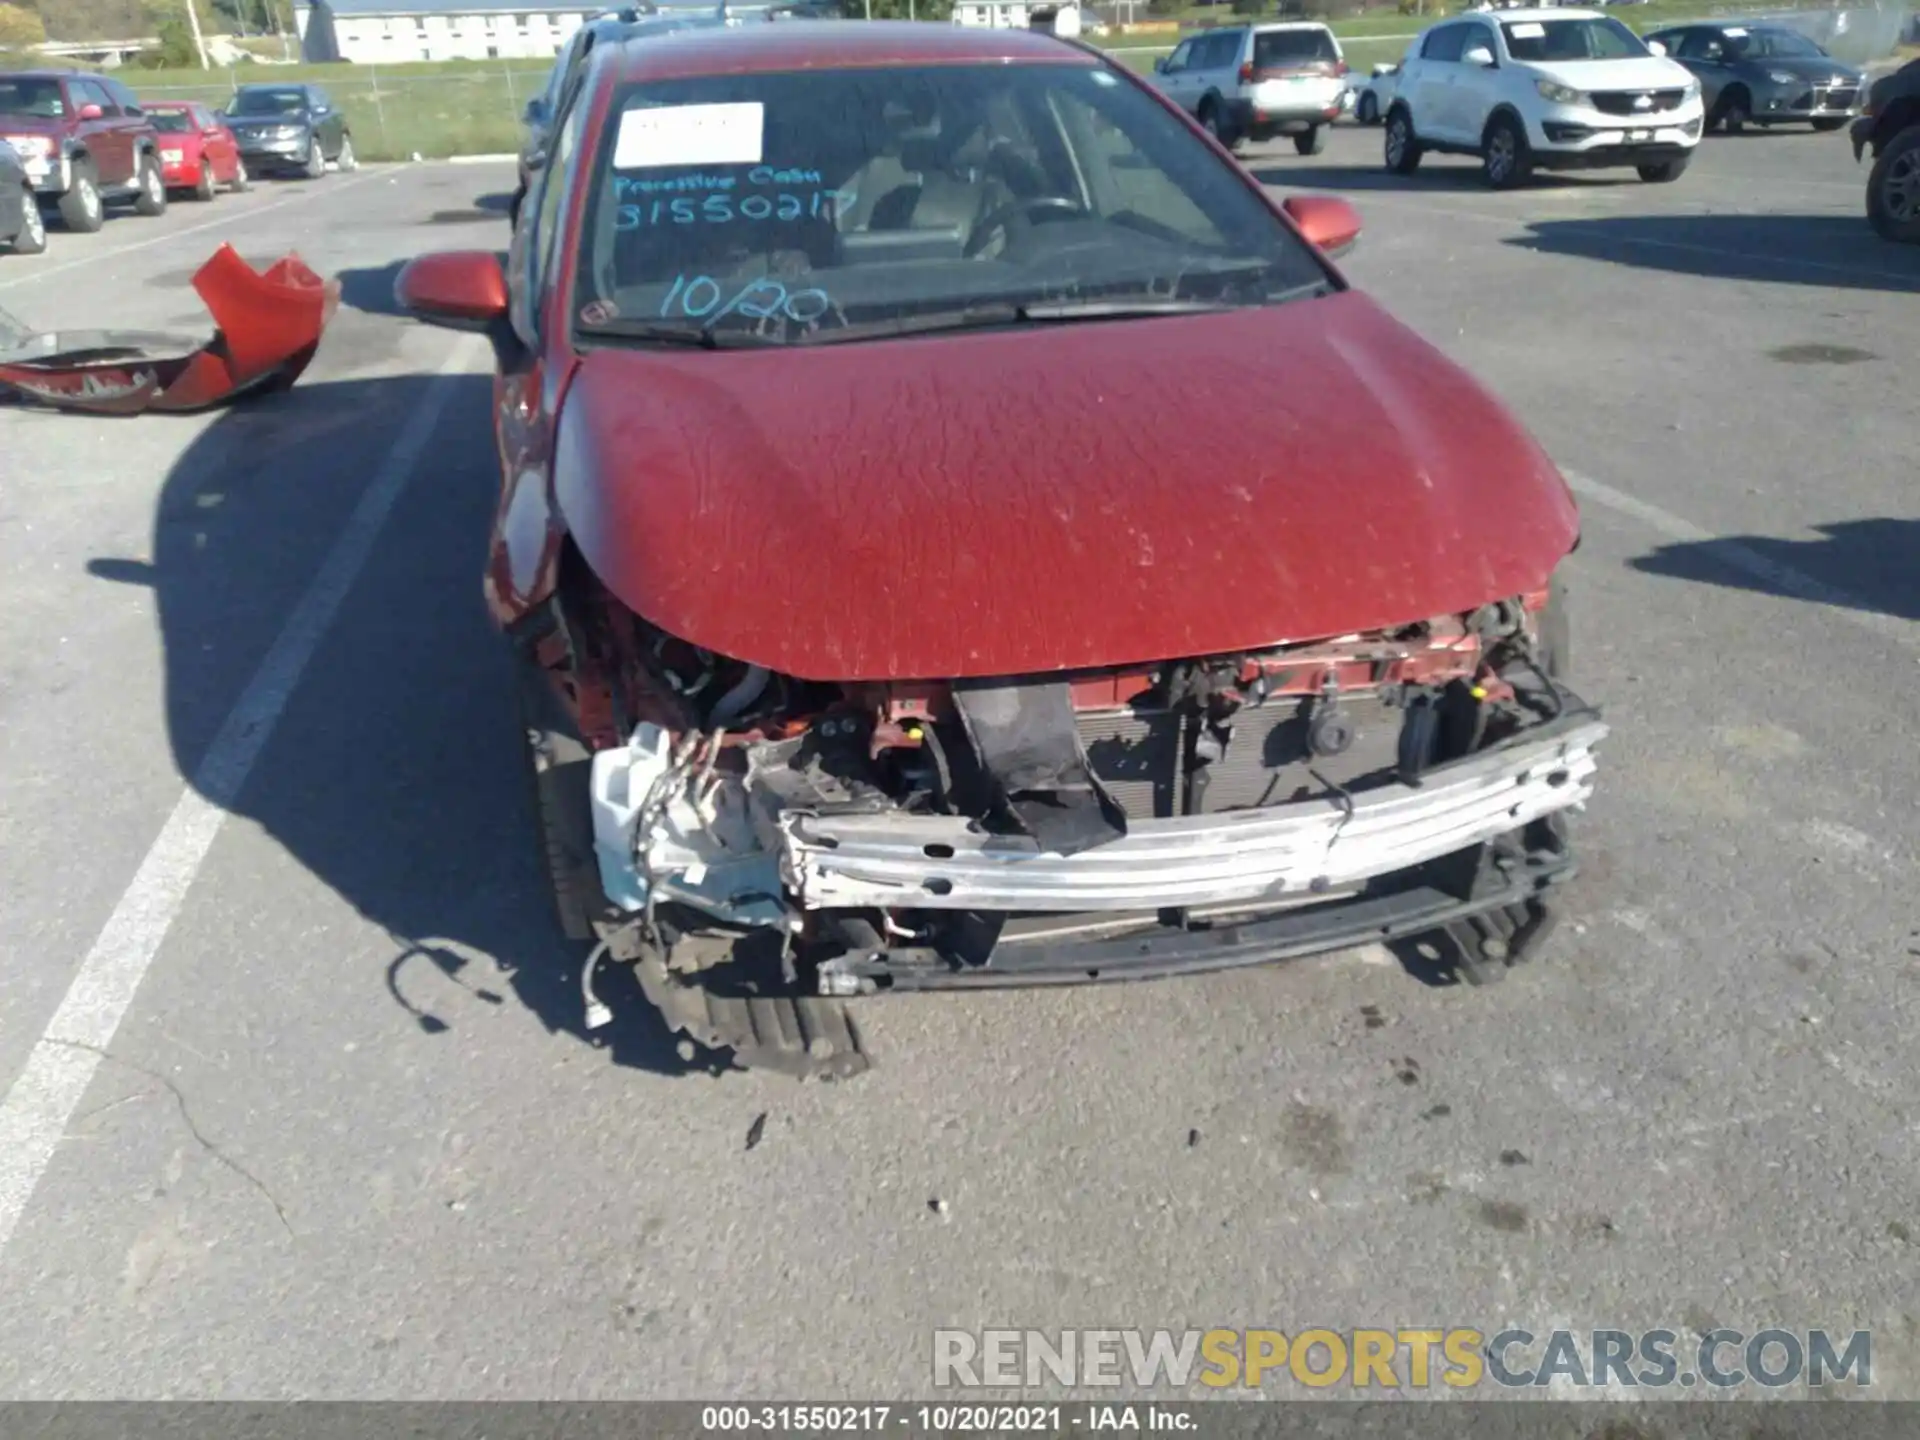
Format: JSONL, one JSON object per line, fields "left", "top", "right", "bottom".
{"left": 132, "top": 10, "right": 198, "bottom": 65}
{"left": 0, "top": 1, "right": 46, "bottom": 44}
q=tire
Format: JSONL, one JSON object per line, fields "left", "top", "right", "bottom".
{"left": 1714, "top": 87, "right": 1750, "bottom": 135}
{"left": 9, "top": 185, "right": 46, "bottom": 254}
{"left": 1811, "top": 116, "right": 1848, "bottom": 133}
{"left": 193, "top": 161, "right": 215, "bottom": 201}
{"left": 1357, "top": 92, "right": 1378, "bottom": 126}
{"left": 56, "top": 160, "right": 102, "bottom": 232}
{"left": 230, "top": 159, "right": 251, "bottom": 193}
{"left": 1637, "top": 153, "right": 1691, "bottom": 183}
{"left": 1384, "top": 107, "right": 1422, "bottom": 174}
{"left": 133, "top": 154, "right": 166, "bottom": 216}
{"left": 303, "top": 137, "right": 326, "bottom": 179}
{"left": 336, "top": 133, "right": 357, "bottom": 172}
{"left": 516, "top": 659, "right": 605, "bottom": 942}
{"left": 1199, "top": 100, "right": 1238, "bottom": 153}
{"left": 1481, "top": 111, "right": 1533, "bottom": 189}
{"left": 1867, "top": 125, "right": 1920, "bottom": 243}
{"left": 1294, "top": 123, "right": 1327, "bottom": 156}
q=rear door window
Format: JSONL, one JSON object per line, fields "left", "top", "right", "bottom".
{"left": 1253, "top": 29, "right": 1338, "bottom": 66}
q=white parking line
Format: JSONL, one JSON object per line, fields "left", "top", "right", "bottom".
{"left": 0, "top": 167, "right": 387, "bottom": 294}
{"left": 0, "top": 331, "right": 484, "bottom": 1260}
{"left": 1563, "top": 468, "right": 1920, "bottom": 654}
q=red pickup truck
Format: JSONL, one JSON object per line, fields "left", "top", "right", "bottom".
{"left": 0, "top": 69, "right": 166, "bottom": 232}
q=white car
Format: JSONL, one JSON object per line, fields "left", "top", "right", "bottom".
{"left": 1382, "top": 6, "right": 1704, "bottom": 187}
{"left": 1148, "top": 21, "right": 1350, "bottom": 156}
{"left": 1353, "top": 62, "right": 1401, "bottom": 125}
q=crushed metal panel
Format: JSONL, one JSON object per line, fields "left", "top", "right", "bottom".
{"left": 0, "top": 243, "right": 339, "bottom": 416}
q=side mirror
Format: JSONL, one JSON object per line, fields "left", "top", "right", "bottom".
{"left": 1283, "top": 194, "right": 1361, "bottom": 259}
{"left": 77, "top": 103, "right": 104, "bottom": 120}
{"left": 1463, "top": 44, "right": 1496, "bottom": 67}
{"left": 395, "top": 250, "right": 509, "bottom": 328}
{"left": 1372, "top": 62, "right": 1395, "bottom": 76}
{"left": 1153, "top": 56, "right": 1168, "bottom": 72}
{"left": 523, "top": 96, "right": 549, "bottom": 125}
{"left": 1646, "top": 38, "right": 1667, "bottom": 55}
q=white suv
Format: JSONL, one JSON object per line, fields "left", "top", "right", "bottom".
{"left": 1382, "top": 7, "right": 1704, "bottom": 187}
{"left": 1149, "top": 22, "right": 1349, "bottom": 156}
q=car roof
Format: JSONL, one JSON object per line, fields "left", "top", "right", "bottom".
{"left": 1467, "top": 6, "right": 1606, "bottom": 19}
{"left": 605, "top": 19, "right": 1097, "bottom": 82}
{"left": 234, "top": 80, "right": 312, "bottom": 90}
{"left": 1248, "top": 20, "right": 1336, "bottom": 30}
{"left": 0, "top": 69, "right": 89, "bottom": 80}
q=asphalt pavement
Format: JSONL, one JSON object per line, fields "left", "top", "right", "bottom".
{"left": 0, "top": 128, "right": 1916, "bottom": 1401}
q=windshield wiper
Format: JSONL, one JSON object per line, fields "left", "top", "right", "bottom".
{"left": 576, "top": 318, "right": 782, "bottom": 350}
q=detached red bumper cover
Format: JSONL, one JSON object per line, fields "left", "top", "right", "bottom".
{"left": 0, "top": 244, "right": 339, "bottom": 415}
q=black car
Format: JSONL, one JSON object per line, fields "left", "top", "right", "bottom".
{"left": 1850, "top": 55, "right": 1920, "bottom": 242}
{"left": 221, "top": 83, "right": 355, "bottom": 180}
{"left": 0, "top": 138, "right": 47, "bottom": 255}
{"left": 1645, "top": 23, "right": 1865, "bottom": 133}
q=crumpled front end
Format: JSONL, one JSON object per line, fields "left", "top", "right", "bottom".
{"left": 566, "top": 585, "right": 1603, "bottom": 1020}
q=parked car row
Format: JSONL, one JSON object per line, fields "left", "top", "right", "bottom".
{"left": 0, "top": 72, "right": 356, "bottom": 258}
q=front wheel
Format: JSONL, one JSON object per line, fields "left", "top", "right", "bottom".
{"left": 336, "top": 134, "right": 358, "bottom": 172}
{"left": 1384, "top": 109, "right": 1422, "bottom": 174}
{"left": 57, "top": 161, "right": 102, "bottom": 231}
{"left": 1481, "top": 113, "right": 1533, "bottom": 189}
{"left": 1867, "top": 125, "right": 1920, "bottom": 243}
{"left": 1715, "top": 89, "right": 1750, "bottom": 134}
{"left": 193, "top": 162, "right": 215, "bottom": 201}
{"left": 516, "top": 660, "right": 606, "bottom": 943}
{"left": 303, "top": 137, "right": 326, "bottom": 180}
{"left": 1637, "top": 153, "right": 1691, "bottom": 183}
{"left": 1294, "top": 123, "right": 1327, "bottom": 156}
{"left": 10, "top": 185, "right": 46, "bottom": 254}
{"left": 1811, "top": 116, "right": 1848, "bottom": 133}
{"left": 1357, "top": 92, "right": 1378, "bottom": 126}
{"left": 133, "top": 154, "right": 166, "bottom": 215}
{"left": 229, "top": 158, "right": 251, "bottom": 192}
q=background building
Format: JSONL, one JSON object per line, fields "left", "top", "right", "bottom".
{"left": 292, "top": 0, "right": 603, "bottom": 63}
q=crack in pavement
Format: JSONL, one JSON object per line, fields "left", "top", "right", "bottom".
{"left": 46, "top": 1039, "right": 294, "bottom": 1239}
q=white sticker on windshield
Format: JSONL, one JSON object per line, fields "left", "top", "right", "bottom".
{"left": 1722, "top": 25, "right": 1747, "bottom": 34}
{"left": 613, "top": 101, "right": 763, "bottom": 170}
{"left": 1507, "top": 22, "right": 1544, "bottom": 38}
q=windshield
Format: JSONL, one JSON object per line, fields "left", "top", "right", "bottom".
{"left": 1501, "top": 17, "right": 1647, "bottom": 62}
{"left": 229, "top": 88, "right": 307, "bottom": 116}
{"left": 0, "top": 77, "right": 65, "bottom": 118}
{"left": 149, "top": 110, "right": 193, "bottom": 133}
{"left": 576, "top": 63, "right": 1330, "bottom": 348}
{"left": 1725, "top": 27, "right": 1826, "bottom": 59}
{"left": 1252, "top": 29, "right": 1338, "bottom": 66}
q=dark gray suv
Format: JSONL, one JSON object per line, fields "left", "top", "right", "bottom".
{"left": 221, "top": 83, "right": 356, "bottom": 179}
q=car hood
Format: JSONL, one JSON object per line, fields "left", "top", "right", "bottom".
{"left": 554, "top": 292, "right": 1580, "bottom": 681}
{"left": 1529, "top": 56, "right": 1695, "bottom": 92}
{"left": 228, "top": 111, "right": 309, "bottom": 126}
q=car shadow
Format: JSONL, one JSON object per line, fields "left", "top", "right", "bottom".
{"left": 1509, "top": 214, "right": 1920, "bottom": 292}
{"left": 83, "top": 369, "right": 719, "bottom": 1079}
{"left": 1631, "top": 518, "right": 1920, "bottom": 623}
{"left": 1246, "top": 161, "right": 1613, "bottom": 193}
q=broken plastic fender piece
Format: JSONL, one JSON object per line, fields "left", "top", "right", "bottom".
{"left": 0, "top": 243, "right": 340, "bottom": 416}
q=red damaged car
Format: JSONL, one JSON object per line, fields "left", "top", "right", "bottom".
{"left": 395, "top": 22, "right": 1605, "bottom": 1076}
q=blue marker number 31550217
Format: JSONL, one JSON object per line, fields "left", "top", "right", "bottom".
{"left": 662, "top": 273, "right": 834, "bottom": 327}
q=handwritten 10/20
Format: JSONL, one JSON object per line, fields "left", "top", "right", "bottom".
{"left": 659, "top": 273, "right": 834, "bottom": 327}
